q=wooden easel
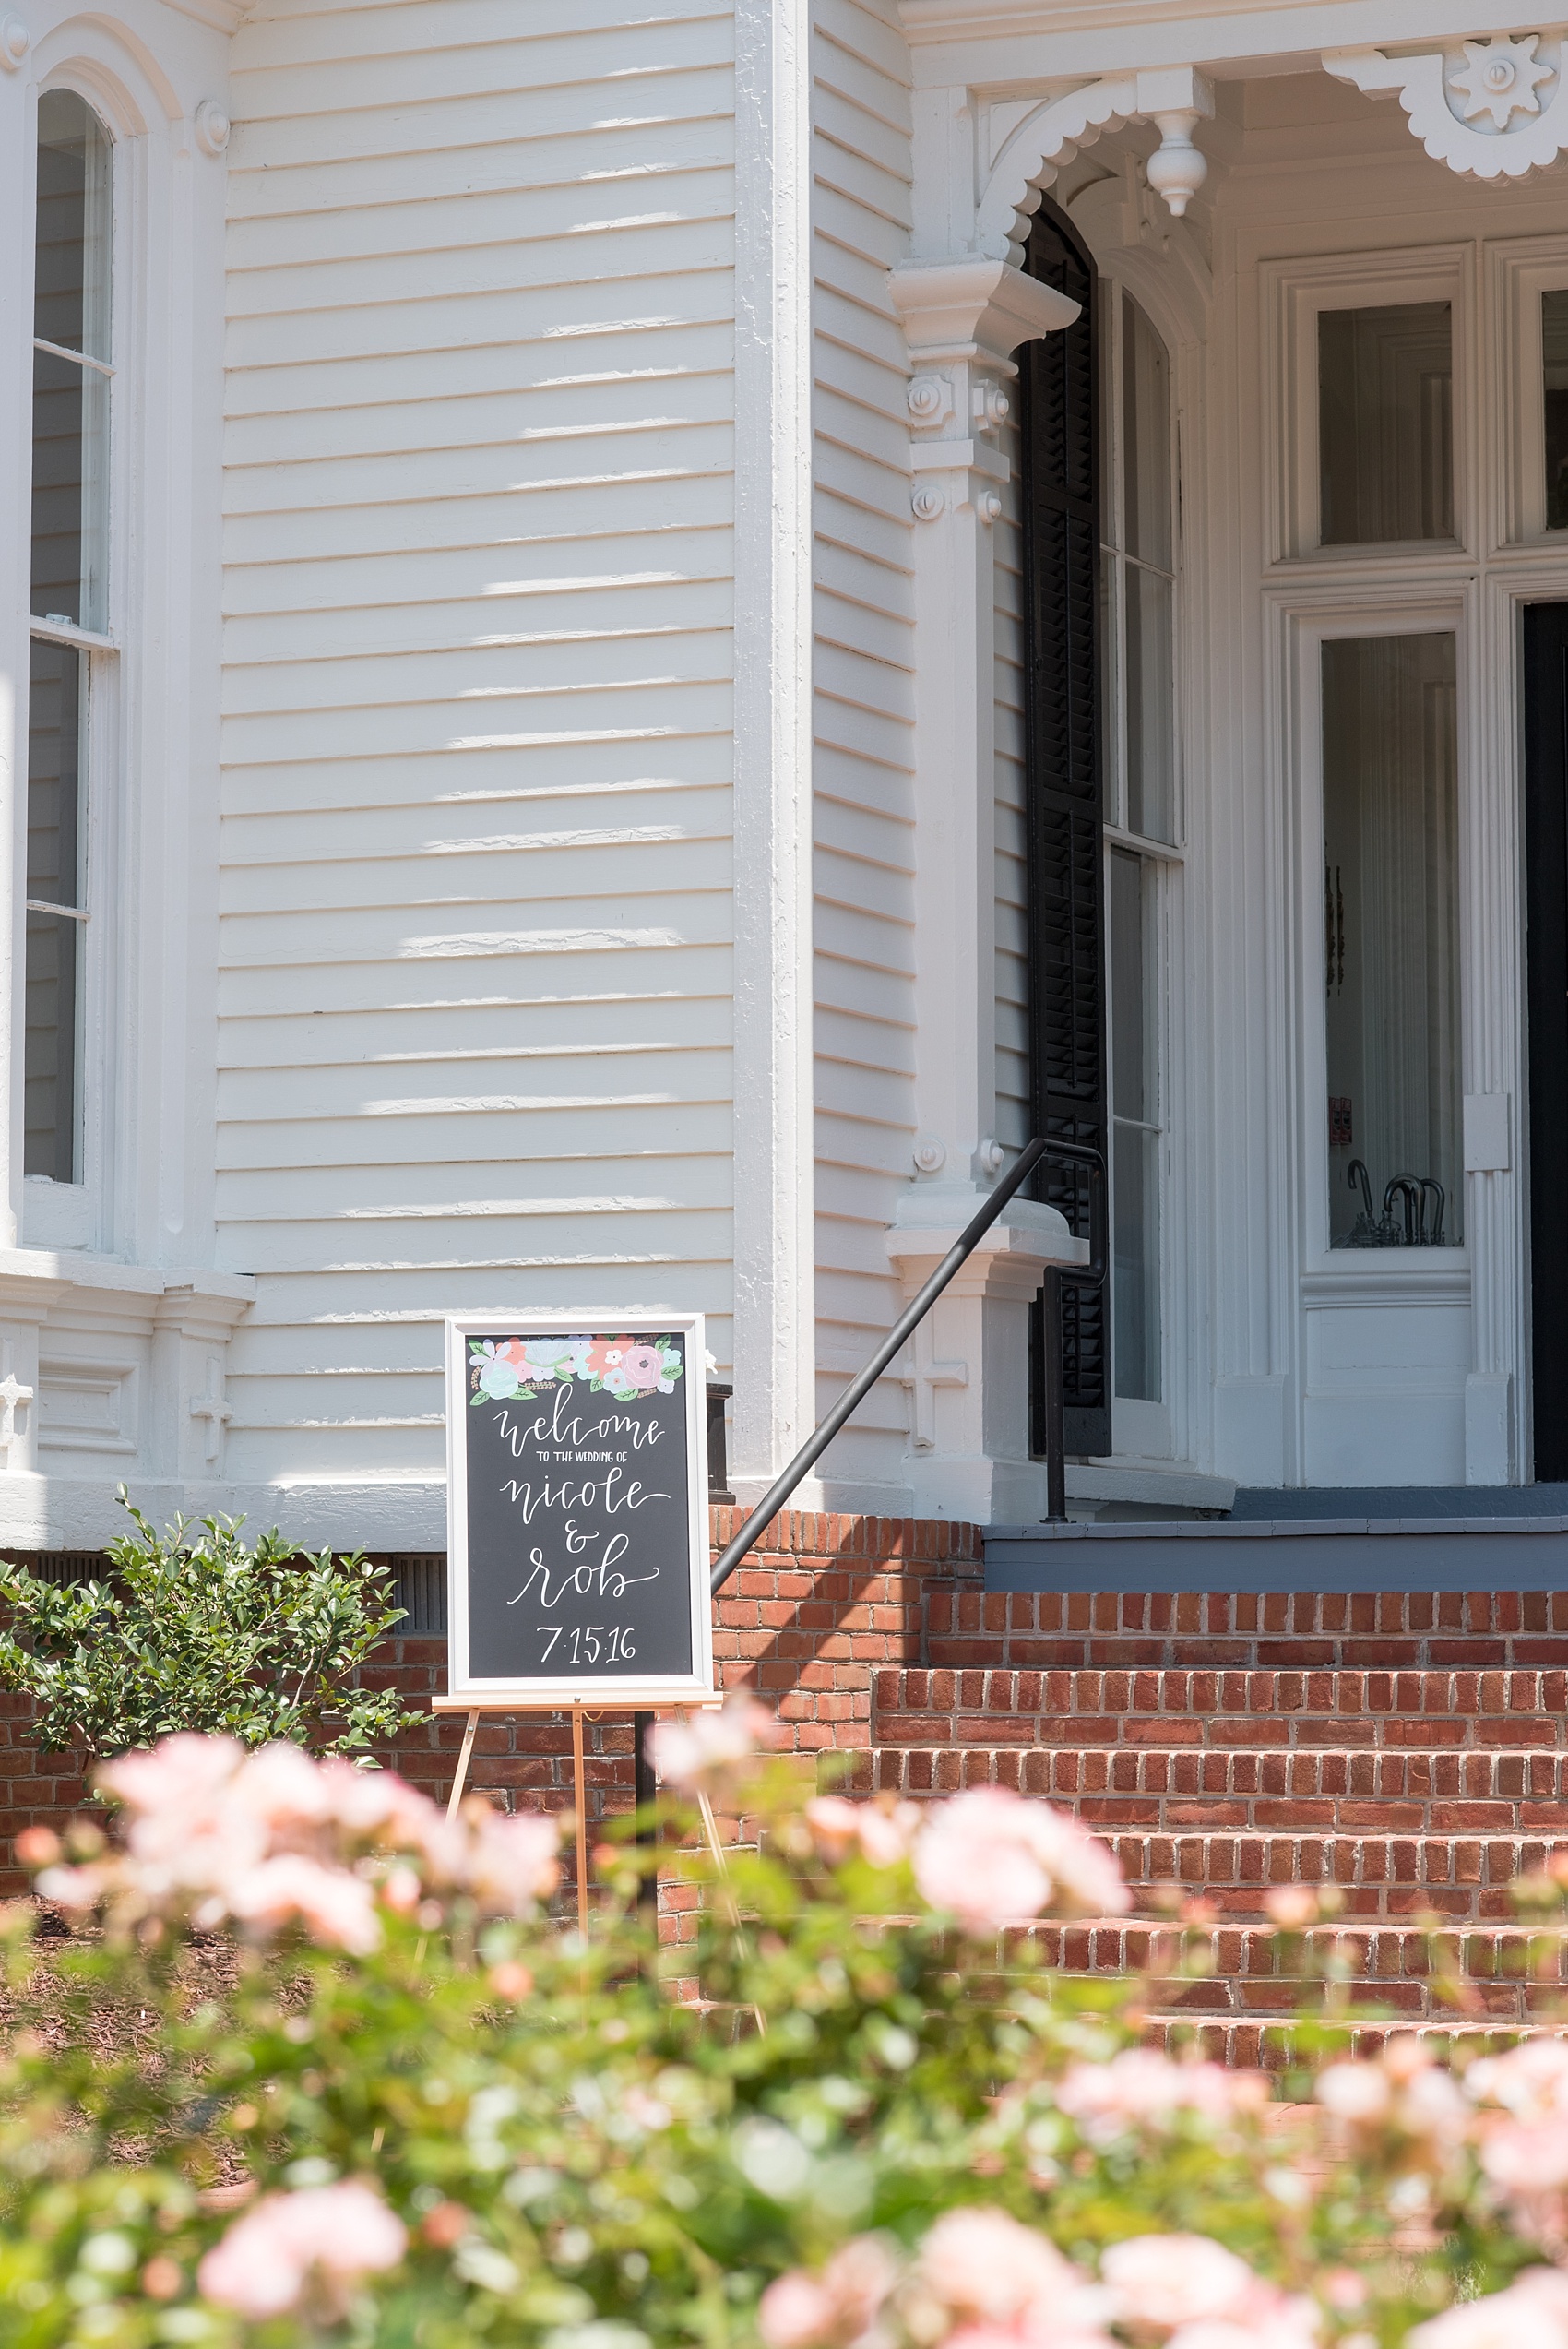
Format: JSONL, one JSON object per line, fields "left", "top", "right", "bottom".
{"left": 438, "top": 1697, "right": 723, "bottom": 1936}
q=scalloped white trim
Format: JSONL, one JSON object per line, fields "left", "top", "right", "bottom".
{"left": 1325, "top": 35, "right": 1568, "bottom": 182}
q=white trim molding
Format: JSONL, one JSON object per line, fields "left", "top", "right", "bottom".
{"left": 1325, "top": 31, "right": 1568, "bottom": 181}
{"left": 976, "top": 67, "right": 1215, "bottom": 260}
{"left": 729, "top": 0, "right": 814, "bottom": 1500}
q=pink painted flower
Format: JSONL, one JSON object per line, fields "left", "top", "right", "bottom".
{"left": 649, "top": 1695, "right": 779, "bottom": 1795}
{"left": 584, "top": 1337, "right": 631, "bottom": 1383}
{"left": 1099, "top": 2236, "right": 1255, "bottom": 2331}
{"left": 621, "top": 1344, "right": 665, "bottom": 1391}
{"left": 225, "top": 1853, "right": 382, "bottom": 1954}
{"left": 197, "top": 2181, "right": 406, "bottom": 2319}
{"left": 913, "top": 1787, "right": 1128, "bottom": 1932}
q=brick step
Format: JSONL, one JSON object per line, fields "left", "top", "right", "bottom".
{"left": 875, "top": 1666, "right": 1568, "bottom": 1747}
{"left": 925, "top": 1591, "right": 1568, "bottom": 1674}
{"left": 1030, "top": 1918, "right": 1568, "bottom": 2023}
{"left": 1091, "top": 1829, "right": 1565, "bottom": 1917}
{"left": 856, "top": 1742, "right": 1568, "bottom": 1831}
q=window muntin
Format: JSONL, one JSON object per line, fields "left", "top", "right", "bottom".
{"left": 1324, "top": 632, "right": 1462, "bottom": 1249}
{"left": 27, "top": 89, "right": 111, "bottom": 1193}
{"left": 1318, "top": 303, "right": 1453, "bottom": 546}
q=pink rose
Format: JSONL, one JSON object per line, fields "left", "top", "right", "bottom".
{"left": 1100, "top": 2236, "right": 1255, "bottom": 2330}
{"left": 198, "top": 2182, "right": 405, "bottom": 2319}
{"left": 225, "top": 1854, "right": 381, "bottom": 1954}
{"left": 622, "top": 1345, "right": 665, "bottom": 1391}
{"left": 759, "top": 2238, "right": 897, "bottom": 2349}
{"left": 913, "top": 1787, "right": 1128, "bottom": 1933}
{"left": 1408, "top": 2272, "right": 1568, "bottom": 2349}
{"left": 649, "top": 1696, "right": 778, "bottom": 1795}
{"left": 917, "top": 2207, "right": 1082, "bottom": 2327}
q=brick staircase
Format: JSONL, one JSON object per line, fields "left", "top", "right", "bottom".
{"left": 855, "top": 1587, "right": 1568, "bottom": 2060}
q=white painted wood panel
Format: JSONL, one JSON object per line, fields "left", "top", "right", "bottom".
{"left": 220, "top": 0, "right": 737, "bottom": 1489}
{"left": 810, "top": 0, "right": 916, "bottom": 1504}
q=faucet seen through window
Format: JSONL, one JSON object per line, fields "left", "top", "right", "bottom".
{"left": 28, "top": 89, "right": 111, "bottom": 1187}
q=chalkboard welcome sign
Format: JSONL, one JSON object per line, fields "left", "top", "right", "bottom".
{"left": 444, "top": 1312, "right": 715, "bottom": 1709}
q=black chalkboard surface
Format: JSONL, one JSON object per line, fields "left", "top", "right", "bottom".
{"left": 444, "top": 1313, "right": 714, "bottom": 1707}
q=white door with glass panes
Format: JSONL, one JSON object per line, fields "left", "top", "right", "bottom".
{"left": 1273, "top": 254, "right": 1479, "bottom": 1485}
{"left": 1101, "top": 286, "right": 1179, "bottom": 1462}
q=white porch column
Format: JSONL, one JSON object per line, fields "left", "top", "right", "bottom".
{"left": 882, "top": 261, "right": 1083, "bottom": 1521}
{"left": 886, "top": 1194, "right": 1087, "bottom": 1521}
{"left": 888, "top": 259, "right": 1078, "bottom": 1195}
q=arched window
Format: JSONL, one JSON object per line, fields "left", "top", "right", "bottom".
{"left": 28, "top": 89, "right": 112, "bottom": 1192}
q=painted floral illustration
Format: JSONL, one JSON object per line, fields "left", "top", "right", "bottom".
{"left": 469, "top": 1332, "right": 684, "bottom": 1404}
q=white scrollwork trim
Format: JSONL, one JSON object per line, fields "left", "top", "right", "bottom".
{"left": 1325, "top": 32, "right": 1568, "bottom": 180}
{"left": 976, "top": 66, "right": 1215, "bottom": 261}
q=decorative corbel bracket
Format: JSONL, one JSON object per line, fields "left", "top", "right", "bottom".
{"left": 1325, "top": 31, "right": 1568, "bottom": 180}
{"left": 977, "top": 66, "right": 1216, "bottom": 263}
{"left": 889, "top": 257, "right": 1078, "bottom": 519}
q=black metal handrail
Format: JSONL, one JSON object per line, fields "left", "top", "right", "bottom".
{"left": 708, "top": 1135, "right": 1107, "bottom": 1595}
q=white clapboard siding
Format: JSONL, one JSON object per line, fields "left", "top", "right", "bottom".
{"left": 810, "top": 0, "right": 916, "bottom": 1496}
{"left": 219, "top": 0, "right": 736, "bottom": 1486}
{"left": 995, "top": 428, "right": 1031, "bottom": 1154}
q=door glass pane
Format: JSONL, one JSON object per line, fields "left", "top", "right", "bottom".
{"left": 1544, "top": 290, "right": 1568, "bottom": 531}
{"left": 31, "top": 91, "right": 110, "bottom": 631}
{"left": 1110, "top": 847, "right": 1159, "bottom": 1399}
{"left": 1324, "top": 633, "right": 1461, "bottom": 1248}
{"left": 1124, "top": 563, "right": 1175, "bottom": 844}
{"left": 1122, "top": 294, "right": 1171, "bottom": 570}
{"left": 1319, "top": 303, "right": 1453, "bottom": 545}
{"left": 25, "top": 640, "right": 83, "bottom": 1183}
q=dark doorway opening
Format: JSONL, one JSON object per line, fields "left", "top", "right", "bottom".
{"left": 1523, "top": 603, "right": 1568, "bottom": 1480}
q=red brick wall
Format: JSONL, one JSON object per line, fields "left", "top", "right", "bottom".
{"left": 0, "top": 1512, "right": 985, "bottom": 1891}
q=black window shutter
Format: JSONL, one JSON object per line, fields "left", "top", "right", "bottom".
{"left": 1019, "top": 200, "right": 1110, "bottom": 1461}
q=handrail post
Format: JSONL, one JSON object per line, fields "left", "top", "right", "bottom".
{"left": 709, "top": 1137, "right": 1107, "bottom": 1595}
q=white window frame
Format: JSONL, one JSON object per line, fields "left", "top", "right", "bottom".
{"left": 20, "top": 72, "right": 128, "bottom": 1255}
{"left": 1489, "top": 233, "right": 1568, "bottom": 548}
{"left": 1096, "top": 273, "right": 1185, "bottom": 1463}
{"left": 1265, "top": 243, "right": 1476, "bottom": 566}
{"left": 1287, "top": 588, "right": 1474, "bottom": 1282}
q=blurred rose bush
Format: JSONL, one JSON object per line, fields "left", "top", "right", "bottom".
{"left": 0, "top": 1700, "right": 1565, "bottom": 2349}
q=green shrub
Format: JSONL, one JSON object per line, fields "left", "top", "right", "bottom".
{"left": 0, "top": 1492, "right": 425, "bottom": 1759}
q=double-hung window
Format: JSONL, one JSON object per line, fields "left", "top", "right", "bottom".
{"left": 1100, "top": 290, "right": 1179, "bottom": 1450}
{"left": 28, "top": 89, "right": 112, "bottom": 1202}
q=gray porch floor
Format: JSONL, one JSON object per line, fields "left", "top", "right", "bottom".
{"left": 985, "top": 1486, "right": 1568, "bottom": 1592}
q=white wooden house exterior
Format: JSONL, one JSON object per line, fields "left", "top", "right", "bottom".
{"left": 6, "top": 0, "right": 1568, "bottom": 1562}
